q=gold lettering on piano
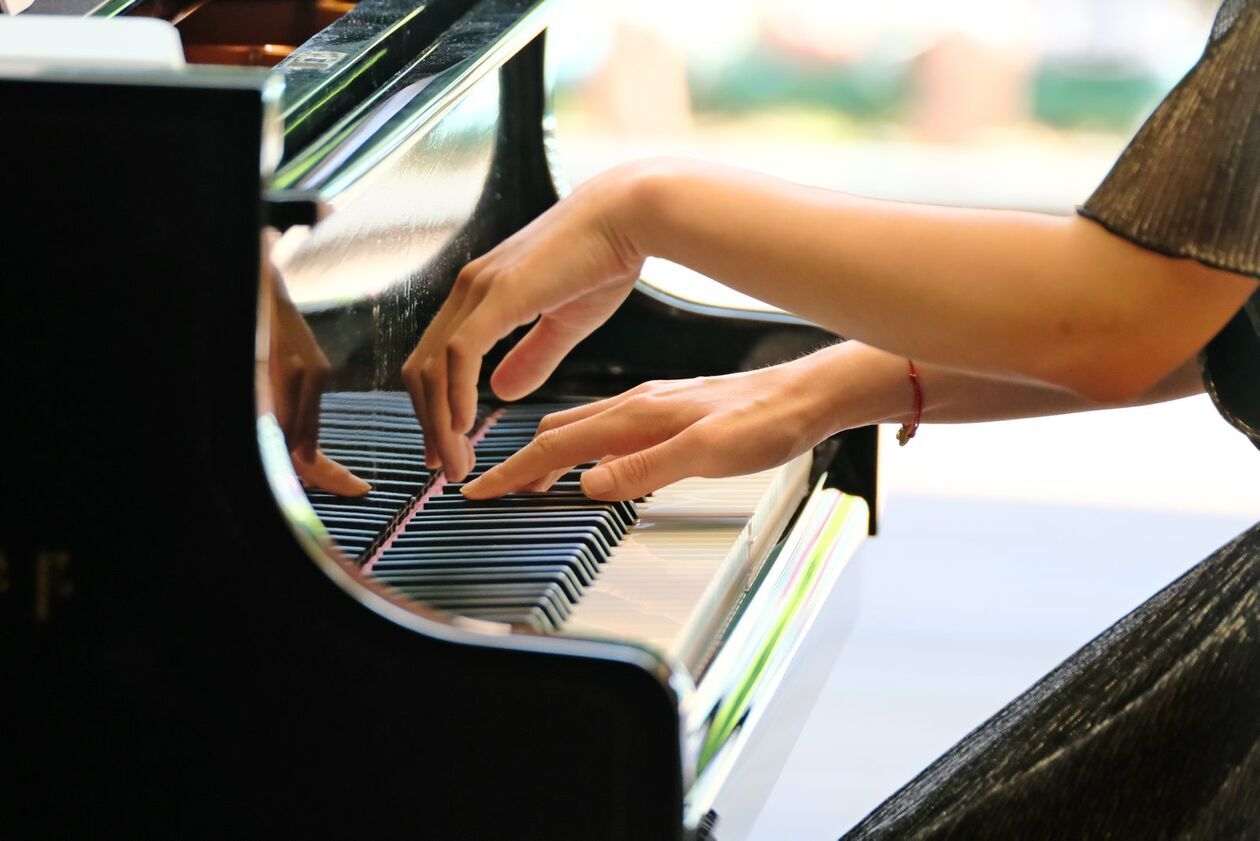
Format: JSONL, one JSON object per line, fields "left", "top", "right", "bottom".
{"left": 33, "top": 550, "right": 73, "bottom": 625}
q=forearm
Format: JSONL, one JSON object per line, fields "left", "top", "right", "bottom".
{"left": 619, "top": 160, "right": 1254, "bottom": 402}
{"left": 797, "top": 342, "right": 1204, "bottom": 436}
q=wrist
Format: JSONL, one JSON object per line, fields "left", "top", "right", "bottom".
{"left": 601, "top": 157, "right": 697, "bottom": 263}
{"left": 793, "top": 342, "right": 917, "bottom": 439}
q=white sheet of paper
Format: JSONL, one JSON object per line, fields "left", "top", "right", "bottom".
{"left": 0, "top": 16, "right": 184, "bottom": 68}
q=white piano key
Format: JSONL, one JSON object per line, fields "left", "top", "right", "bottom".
{"left": 563, "top": 454, "right": 812, "bottom": 677}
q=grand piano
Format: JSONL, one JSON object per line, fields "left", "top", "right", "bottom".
{"left": 0, "top": 2, "right": 879, "bottom": 837}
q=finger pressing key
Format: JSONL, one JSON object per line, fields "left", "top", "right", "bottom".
{"left": 421, "top": 354, "right": 471, "bottom": 480}
{"left": 443, "top": 296, "right": 533, "bottom": 439}
{"left": 403, "top": 267, "right": 478, "bottom": 469}
{"left": 461, "top": 411, "right": 658, "bottom": 499}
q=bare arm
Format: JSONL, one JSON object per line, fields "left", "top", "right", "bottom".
{"left": 827, "top": 343, "right": 1206, "bottom": 429}
{"left": 405, "top": 159, "right": 1253, "bottom": 480}
{"left": 624, "top": 160, "right": 1255, "bottom": 403}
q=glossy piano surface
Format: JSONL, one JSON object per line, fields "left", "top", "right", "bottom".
{"left": 2, "top": 3, "right": 878, "bottom": 837}
{"left": 27, "top": 0, "right": 488, "bottom": 153}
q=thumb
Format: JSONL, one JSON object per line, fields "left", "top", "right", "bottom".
{"left": 579, "top": 433, "right": 702, "bottom": 501}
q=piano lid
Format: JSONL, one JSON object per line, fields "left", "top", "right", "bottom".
{"left": 23, "top": 0, "right": 494, "bottom": 158}
{"left": 272, "top": 0, "right": 551, "bottom": 193}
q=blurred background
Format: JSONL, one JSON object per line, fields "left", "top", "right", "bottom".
{"left": 548, "top": 0, "right": 1218, "bottom": 205}
{"left": 545, "top": 1, "right": 1258, "bottom": 838}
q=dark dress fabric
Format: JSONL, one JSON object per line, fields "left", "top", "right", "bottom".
{"left": 841, "top": 525, "right": 1260, "bottom": 841}
{"left": 836, "top": 522, "right": 1260, "bottom": 837}
{"left": 841, "top": 5, "right": 1260, "bottom": 838}
{"left": 1078, "top": 0, "right": 1260, "bottom": 447}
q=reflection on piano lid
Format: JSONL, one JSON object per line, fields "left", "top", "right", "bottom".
{"left": 24, "top": 0, "right": 508, "bottom": 155}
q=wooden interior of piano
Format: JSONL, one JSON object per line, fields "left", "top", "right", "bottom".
{"left": 169, "top": 0, "right": 357, "bottom": 66}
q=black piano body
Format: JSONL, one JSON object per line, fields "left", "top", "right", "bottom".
{"left": 0, "top": 1, "right": 878, "bottom": 837}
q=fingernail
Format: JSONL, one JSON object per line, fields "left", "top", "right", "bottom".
{"left": 461, "top": 476, "right": 485, "bottom": 498}
{"left": 581, "top": 468, "right": 613, "bottom": 498}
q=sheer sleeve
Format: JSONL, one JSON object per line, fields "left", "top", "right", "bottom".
{"left": 1078, "top": 0, "right": 1260, "bottom": 278}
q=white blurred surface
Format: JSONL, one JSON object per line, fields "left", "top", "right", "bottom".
{"left": 882, "top": 395, "right": 1260, "bottom": 518}
{"left": 0, "top": 17, "right": 183, "bottom": 68}
{"left": 740, "top": 408, "right": 1256, "bottom": 840}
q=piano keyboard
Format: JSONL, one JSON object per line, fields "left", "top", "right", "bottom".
{"left": 305, "top": 391, "right": 810, "bottom": 676}
{"left": 305, "top": 391, "right": 436, "bottom": 558}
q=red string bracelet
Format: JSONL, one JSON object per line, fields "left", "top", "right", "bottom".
{"left": 896, "top": 359, "right": 922, "bottom": 446}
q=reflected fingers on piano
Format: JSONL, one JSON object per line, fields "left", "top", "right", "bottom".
{"left": 291, "top": 449, "right": 372, "bottom": 498}
{"left": 268, "top": 260, "right": 327, "bottom": 462}
{"left": 265, "top": 235, "right": 370, "bottom": 498}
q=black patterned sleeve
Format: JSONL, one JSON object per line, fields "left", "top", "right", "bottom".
{"left": 1078, "top": 0, "right": 1260, "bottom": 279}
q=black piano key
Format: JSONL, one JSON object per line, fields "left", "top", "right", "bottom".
{"left": 308, "top": 504, "right": 400, "bottom": 519}
{"left": 373, "top": 546, "right": 599, "bottom": 583}
{"left": 405, "top": 512, "right": 623, "bottom": 544}
{"left": 371, "top": 550, "right": 598, "bottom": 585}
{"left": 318, "top": 516, "right": 396, "bottom": 531}
{"left": 317, "top": 433, "right": 424, "bottom": 448}
{"left": 417, "top": 501, "right": 630, "bottom": 538}
{"left": 300, "top": 393, "right": 645, "bottom": 629}
{"left": 317, "top": 450, "right": 428, "bottom": 468}
{"left": 307, "top": 491, "right": 413, "bottom": 506}
{"left": 391, "top": 525, "right": 613, "bottom": 561}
